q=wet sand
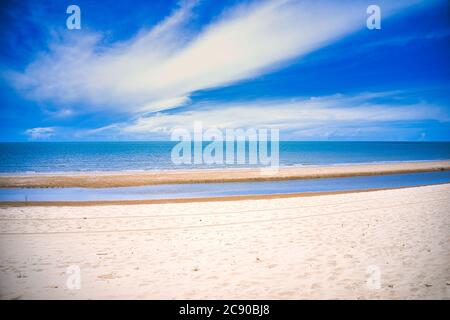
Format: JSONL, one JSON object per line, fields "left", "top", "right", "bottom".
{"left": 1, "top": 160, "right": 450, "bottom": 189}
{"left": 0, "top": 184, "right": 449, "bottom": 299}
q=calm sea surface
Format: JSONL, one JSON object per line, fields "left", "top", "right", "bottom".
{"left": 0, "top": 141, "right": 449, "bottom": 173}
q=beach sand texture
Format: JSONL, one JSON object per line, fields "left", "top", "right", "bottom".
{"left": 1, "top": 160, "right": 450, "bottom": 188}
{"left": 0, "top": 184, "right": 449, "bottom": 299}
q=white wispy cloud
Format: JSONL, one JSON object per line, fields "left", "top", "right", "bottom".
{"left": 8, "top": 0, "right": 420, "bottom": 115}
{"left": 138, "top": 96, "right": 191, "bottom": 113}
{"left": 25, "top": 127, "right": 55, "bottom": 140}
{"left": 82, "top": 92, "right": 447, "bottom": 139}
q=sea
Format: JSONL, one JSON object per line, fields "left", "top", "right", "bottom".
{"left": 0, "top": 141, "right": 450, "bottom": 173}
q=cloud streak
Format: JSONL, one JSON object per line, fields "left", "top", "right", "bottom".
{"left": 81, "top": 92, "right": 448, "bottom": 140}
{"left": 9, "top": 0, "right": 420, "bottom": 115}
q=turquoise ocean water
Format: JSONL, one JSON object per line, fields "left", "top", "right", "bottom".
{"left": 0, "top": 141, "right": 450, "bottom": 173}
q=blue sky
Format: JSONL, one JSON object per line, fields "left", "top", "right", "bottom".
{"left": 0, "top": 0, "right": 449, "bottom": 141}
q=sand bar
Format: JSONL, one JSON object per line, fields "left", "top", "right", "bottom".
{"left": 1, "top": 160, "right": 450, "bottom": 188}
{"left": 0, "top": 184, "right": 449, "bottom": 299}
{"left": 0, "top": 184, "right": 447, "bottom": 207}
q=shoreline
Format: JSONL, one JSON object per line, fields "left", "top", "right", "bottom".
{"left": 1, "top": 183, "right": 449, "bottom": 207}
{"left": 0, "top": 160, "right": 449, "bottom": 189}
{"left": 0, "top": 159, "right": 446, "bottom": 176}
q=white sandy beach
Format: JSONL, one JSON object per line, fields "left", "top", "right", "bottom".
{"left": 0, "top": 184, "right": 449, "bottom": 299}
